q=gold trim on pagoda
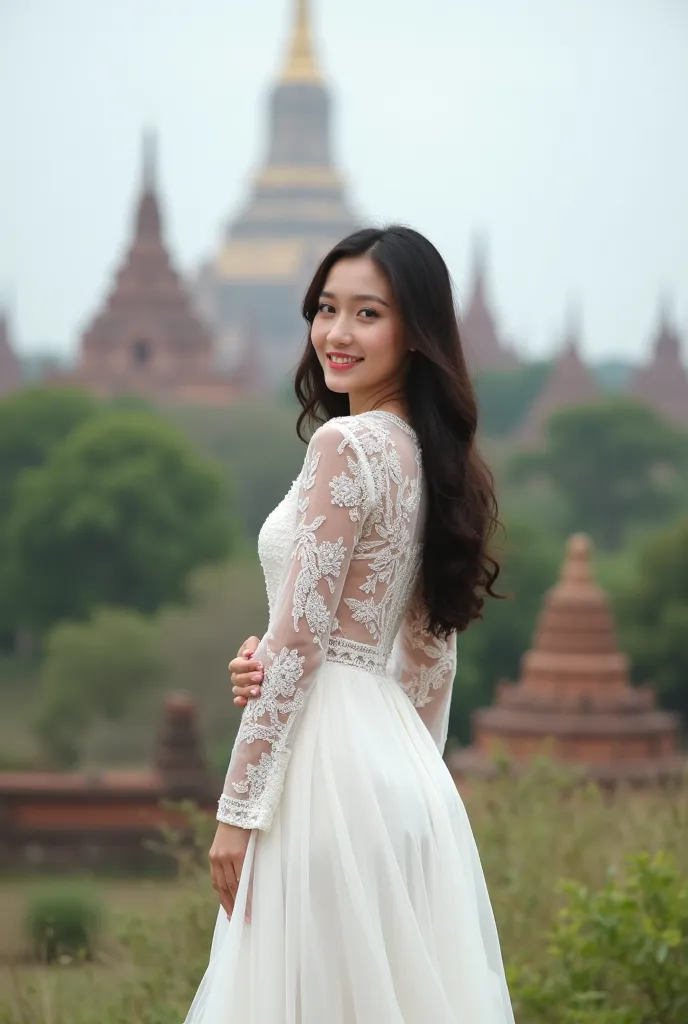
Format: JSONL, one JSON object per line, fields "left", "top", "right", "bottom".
{"left": 214, "top": 239, "right": 305, "bottom": 280}
{"left": 255, "top": 164, "right": 341, "bottom": 189}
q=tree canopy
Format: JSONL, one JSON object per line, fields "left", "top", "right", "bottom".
{"left": 4, "top": 410, "right": 235, "bottom": 633}
{"left": 474, "top": 362, "right": 552, "bottom": 438}
{"left": 0, "top": 387, "right": 98, "bottom": 520}
{"left": 616, "top": 516, "right": 688, "bottom": 720}
{"left": 509, "top": 398, "right": 688, "bottom": 549}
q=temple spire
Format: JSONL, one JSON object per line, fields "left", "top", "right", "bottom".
{"left": 563, "top": 299, "right": 582, "bottom": 353}
{"left": 626, "top": 297, "right": 688, "bottom": 428}
{"left": 470, "top": 232, "right": 488, "bottom": 299}
{"left": 517, "top": 311, "right": 599, "bottom": 446}
{"left": 136, "top": 128, "right": 162, "bottom": 240}
{"left": 281, "top": 0, "right": 322, "bottom": 84}
{"left": 142, "top": 127, "right": 158, "bottom": 191}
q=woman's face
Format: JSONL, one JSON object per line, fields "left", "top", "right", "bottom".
{"left": 310, "top": 256, "right": 407, "bottom": 413}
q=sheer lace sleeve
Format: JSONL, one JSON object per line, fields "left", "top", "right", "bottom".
{"left": 390, "top": 595, "right": 457, "bottom": 755}
{"left": 217, "top": 422, "right": 373, "bottom": 832}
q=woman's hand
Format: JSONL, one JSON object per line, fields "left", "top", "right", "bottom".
{"left": 229, "top": 635, "right": 263, "bottom": 707}
{"left": 209, "top": 821, "right": 251, "bottom": 919}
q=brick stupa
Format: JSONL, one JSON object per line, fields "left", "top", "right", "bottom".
{"left": 450, "top": 534, "right": 684, "bottom": 787}
{"left": 460, "top": 238, "right": 520, "bottom": 374}
{"left": 155, "top": 693, "right": 211, "bottom": 796}
{"left": 74, "top": 133, "right": 237, "bottom": 405}
{"left": 518, "top": 317, "right": 599, "bottom": 446}
{"left": 0, "top": 309, "right": 22, "bottom": 397}
{"left": 627, "top": 303, "right": 688, "bottom": 429}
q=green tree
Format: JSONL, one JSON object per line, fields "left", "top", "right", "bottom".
{"left": 450, "top": 519, "right": 560, "bottom": 743}
{"left": 167, "top": 399, "right": 305, "bottom": 538}
{"left": 0, "top": 387, "right": 98, "bottom": 518}
{"left": 5, "top": 411, "right": 234, "bottom": 633}
{"left": 510, "top": 398, "right": 688, "bottom": 550}
{"left": 615, "top": 517, "right": 688, "bottom": 720}
{"left": 34, "top": 607, "right": 164, "bottom": 767}
{"left": 0, "top": 388, "right": 98, "bottom": 641}
{"left": 475, "top": 361, "right": 552, "bottom": 438}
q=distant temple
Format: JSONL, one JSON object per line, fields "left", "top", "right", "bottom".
{"left": 73, "top": 133, "right": 237, "bottom": 405}
{"left": 450, "top": 534, "right": 684, "bottom": 787}
{"left": 517, "top": 312, "right": 599, "bottom": 445}
{"left": 195, "top": 0, "right": 357, "bottom": 388}
{"left": 0, "top": 694, "right": 217, "bottom": 871}
{"left": 627, "top": 301, "right": 688, "bottom": 429}
{"left": 0, "top": 309, "right": 22, "bottom": 397}
{"left": 459, "top": 238, "right": 520, "bottom": 374}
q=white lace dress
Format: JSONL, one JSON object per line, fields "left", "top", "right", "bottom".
{"left": 184, "top": 410, "right": 514, "bottom": 1024}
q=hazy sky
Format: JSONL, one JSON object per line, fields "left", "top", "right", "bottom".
{"left": 2, "top": 0, "right": 687, "bottom": 362}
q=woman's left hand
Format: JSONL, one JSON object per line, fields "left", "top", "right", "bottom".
{"left": 229, "top": 637, "right": 263, "bottom": 707}
{"left": 209, "top": 822, "right": 251, "bottom": 919}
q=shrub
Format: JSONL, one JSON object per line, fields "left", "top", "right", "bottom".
{"left": 26, "top": 882, "right": 104, "bottom": 963}
{"left": 510, "top": 850, "right": 688, "bottom": 1024}
{"left": 34, "top": 607, "right": 164, "bottom": 768}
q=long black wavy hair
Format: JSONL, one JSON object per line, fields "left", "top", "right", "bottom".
{"left": 294, "top": 225, "right": 502, "bottom": 638}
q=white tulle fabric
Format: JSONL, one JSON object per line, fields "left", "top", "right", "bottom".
{"left": 184, "top": 410, "right": 514, "bottom": 1024}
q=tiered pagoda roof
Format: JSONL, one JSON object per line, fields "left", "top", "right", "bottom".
{"left": 196, "top": 0, "right": 357, "bottom": 387}
{"left": 76, "top": 133, "right": 236, "bottom": 404}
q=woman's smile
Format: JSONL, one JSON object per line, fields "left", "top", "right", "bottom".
{"left": 326, "top": 352, "right": 364, "bottom": 370}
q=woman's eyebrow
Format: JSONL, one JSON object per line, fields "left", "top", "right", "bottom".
{"left": 320, "top": 290, "right": 390, "bottom": 308}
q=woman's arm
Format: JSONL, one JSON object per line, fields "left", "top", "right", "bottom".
{"left": 388, "top": 596, "right": 457, "bottom": 754}
{"left": 217, "top": 421, "right": 373, "bottom": 832}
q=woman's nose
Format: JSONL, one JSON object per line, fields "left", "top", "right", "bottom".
{"left": 326, "top": 318, "right": 354, "bottom": 344}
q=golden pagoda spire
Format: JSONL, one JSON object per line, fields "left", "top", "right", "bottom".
{"left": 281, "top": 0, "right": 322, "bottom": 84}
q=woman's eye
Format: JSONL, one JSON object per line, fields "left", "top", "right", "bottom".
{"left": 317, "top": 302, "right": 335, "bottom": 314}
{"left": 359, "top": 307, "right": 379, "bottom": 319}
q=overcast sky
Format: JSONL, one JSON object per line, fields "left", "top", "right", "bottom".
{"left": 1, "top": 0, "right": 687, "bottom": 363}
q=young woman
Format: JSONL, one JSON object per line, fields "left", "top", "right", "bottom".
{"left": 185, "top": 226, "right": 514, "bottom": 1023}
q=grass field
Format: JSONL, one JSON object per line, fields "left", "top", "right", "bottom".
{"left": 0, "top": 765, "right": 686, "bottom": 1023}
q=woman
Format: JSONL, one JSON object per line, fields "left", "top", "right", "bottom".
{"left": 185, "top": 226, "right": 515, "bottom": 1023}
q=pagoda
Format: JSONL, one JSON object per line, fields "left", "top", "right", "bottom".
{"left": 75, "top": 133, "right": 236, "bottom": 405}
{"left": 196, "top": 0, "right": 357, "bottom": 388}
{"left": 627, "top": 302, "right": 688, "bottom": 429}
{"left": 518, "top": 313, "right": 599, "bottom": 445}
{"left": 459, "top": 237, "right": 520, "bottom": 375}
{"left": 449, "top": 534, "right": 683, "bottom": 787}
{"left": 0, "top": 309, "right": 22, "bottom": 397}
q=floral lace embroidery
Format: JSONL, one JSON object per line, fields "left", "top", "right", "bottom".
{"left": 218, "top": 412, "right": 456, "bottom": 832}
{"left": 219, "top": 428, "right": 365, "bottom": 829}
{"left": 335, "top": 418, "right": 422, "bottom": 648}
{"left": 400, "top": 601, "right": 458, "bottom": 708}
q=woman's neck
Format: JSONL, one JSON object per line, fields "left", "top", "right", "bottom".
{"left": 348, "top": 388, "right": 408, "bottom": 421}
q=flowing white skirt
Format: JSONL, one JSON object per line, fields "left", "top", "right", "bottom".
{"left": 185, "top": 663, "right": 514, "bottom": 1023}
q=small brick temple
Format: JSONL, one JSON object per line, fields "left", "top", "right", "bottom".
{"left": 449, "top": 533, "right": 684, "bottom": 786}
{"left": 0, "top": 695, "right": 218, "bottom": 871}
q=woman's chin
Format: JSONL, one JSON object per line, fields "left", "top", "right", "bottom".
{"left": 323, "top": 372, "right": 353, "bottom": 394}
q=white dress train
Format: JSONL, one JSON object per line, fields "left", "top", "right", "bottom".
{"left": 185, "top": 410, "right": 514, "bottom": 1024}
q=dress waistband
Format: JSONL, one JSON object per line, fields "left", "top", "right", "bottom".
{"left": 325, "top": 636, "right": 389, "bottom": 675}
